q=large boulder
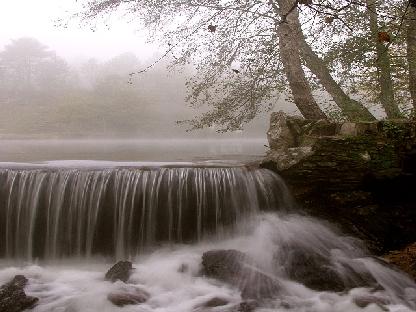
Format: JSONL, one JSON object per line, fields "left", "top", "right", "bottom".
{"left": 202, "top": 250, "right": 248, "bottom": 283}
{"left": 267, "top": 111, "right": 299, "bottom": 150}
{"left": 0, "top": 275, "right": 38, "bottom": 312}
{"left": 266, "top": 112, "right": 316, "bottom": 171}
{"left": 105, "top": 261, "right": 133, "bottom": 283}
{"left": 201, "top": 249, "right": 281, "bottom": 299}
{"left": 284, "top": 247, "right": 378, "bottom": 292}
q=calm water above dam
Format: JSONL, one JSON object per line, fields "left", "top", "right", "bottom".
{"left": 0, "top": 138, "right": 267, "bottom": 162}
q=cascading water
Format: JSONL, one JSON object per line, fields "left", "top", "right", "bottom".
{"left": 0, "top": 163, "right": 288, "bottom": 260}
{"left": 0, "top": 161, "right": 415, "bottom": 312}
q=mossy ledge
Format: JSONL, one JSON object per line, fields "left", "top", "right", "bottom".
{"left": 261, "top": 112, "right": 416, "bottom": 255}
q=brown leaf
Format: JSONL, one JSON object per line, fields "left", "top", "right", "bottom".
{"left": 378, "top": 32, "right": 391, "bottom": 43}
{"left": 208, "top": 25, "right": 217, "bottom": 33}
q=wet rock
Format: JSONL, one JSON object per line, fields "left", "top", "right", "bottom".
{"left": 239, "top": 269, "right": 281, "bottom": 299}
{"left": 202, "top": 249, "right": 281, "bottom": 299}
{"left": 228, "top": 300, "right": 258, "bottom": 312}
{"left": 282, "top": 249, "right": 377, "bottom": 292}
{"left": 107, "top": 288, "right": 149, "bottom": 307}
{"left": 238, "top": 300, "right": 258, "bottom": 312}
{"left": 385, "top": 242, "right": 416, "bottom": 280}
{"left": 202, "top": 250, "right": 248, "bottom": 283}
{"left": 203, "top": 297, "right": 229, "bottom": 307}
{"left": 0, "top": 275, "right": 38, "bottom": 312}
{"left": 105, "top": 261, "right": 133, "bottom": 283}
{"left": 353, "top": 295, "right": 389, "bottom": 310}
{"left": 283, "top": 249, "right": 346, "bottom": 292}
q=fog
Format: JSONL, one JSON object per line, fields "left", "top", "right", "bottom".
{"left": 0, "top": 1, "right": 292, "bottom": 143}
{"left": 0, "top": 0, "right": 157, "bottom": 62}
{"left": 0, "top": 39, "right": 275, "bottom": 138}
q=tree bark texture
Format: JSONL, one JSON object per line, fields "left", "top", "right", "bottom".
{"left": 408, "top": 3, "right": 416, "bottom": 109}
{"left": 367, "top": 0, "right": 401, "bottom": 118}
{"left": 275, "top": 0, "right": 327, "bottom": 120}
{"left": 296, "top": 29, "right": 375, "bottom": 121}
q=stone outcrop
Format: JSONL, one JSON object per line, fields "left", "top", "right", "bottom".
{"left": 201, "top": 249, "right": 281, "bottom": 299}
{"left": 105, "top": 261, "right": 133, "bottom": 283}
{"left": 262, "top": 112, "right": 416, "bottom": 254}
{"left": 0, "top": 275, "right": 38, "bottom": 312}
{"left": 385, "top": 242, "right": 416, "bottom": 280}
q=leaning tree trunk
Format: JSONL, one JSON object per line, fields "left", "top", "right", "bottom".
{"left": 408, "top": 2, "right": 416, "bottom": 109}
{"left": 294, "top": 28, "right": 375, "bottom": 121}
{"left": 367, "top": 0, "right": 401, "bottom": 118}
{"left": 273, "top": 0, "right": 326, "bottom": 120}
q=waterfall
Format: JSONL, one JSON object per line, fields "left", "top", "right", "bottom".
{"left": 0, "top": 164, "right": 290, "bottom": 260}
{"left": 1, "top": 162, "right": 416, "bottom": 311}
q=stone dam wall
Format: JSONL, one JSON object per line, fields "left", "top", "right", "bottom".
{"left": 261, "top": 112, "right": 416, "bottom": 255}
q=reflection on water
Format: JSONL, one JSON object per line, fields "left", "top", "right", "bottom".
{"left": 0, "top": 138, "right": 267, "bottom": 162}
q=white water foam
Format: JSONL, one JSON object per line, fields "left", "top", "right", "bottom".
{"left": 1, "top": 213, "right": 415, "bottom": 312}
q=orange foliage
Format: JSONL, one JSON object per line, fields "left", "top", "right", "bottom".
{"left": 378, "top": 32, "right": 391, "bottom": 43}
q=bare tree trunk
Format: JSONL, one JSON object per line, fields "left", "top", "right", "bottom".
{"left": 272, "top": 0, "right": 372, "bottom": 120}
{"left": 408, "top": 3, "right": 416, "bottom": 109}
{"left": 367, "top": 0, "right": 401, "bottom": 118}
{"left": 295, "top": 29, "right": 375, "bottom": 121}
{"left": 274, "top": 0, "right": 327, "bottom": 120}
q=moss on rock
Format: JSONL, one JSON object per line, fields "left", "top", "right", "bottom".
{"left": 263, "top": 112, "right": 416, "bottom": 254}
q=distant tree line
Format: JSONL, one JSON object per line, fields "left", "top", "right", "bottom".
{"left": 0, "top": 37, "right": 205, "bottom": 138}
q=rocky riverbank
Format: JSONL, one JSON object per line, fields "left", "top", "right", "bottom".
{"left": 261, "top": 112, "right": 416, "bottom": 255}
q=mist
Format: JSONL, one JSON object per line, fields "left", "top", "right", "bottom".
{"left": 0, "top": 0, "right": 280, "bottom": 162}
{"left": 0, "top": 37, "right": 267, "bottom": 139}
{"left": 0, "top": 0, "right": 302, "bottom": 146}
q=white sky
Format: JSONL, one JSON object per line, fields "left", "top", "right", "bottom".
{"left": 0, "top": 0, "right": 158, "bottom": 63}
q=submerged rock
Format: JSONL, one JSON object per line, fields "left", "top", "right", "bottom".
{"left": 0, "top": 275, "right": 38, "bottom": 312}
{"left": 105, "top": 261, "right": 133, "bottom": 283}
{"left": 353, "top": 295, "right": 389, "bottom": 310}
{"left": 202, "top": 297, "right": 229, "bottom": 307}
{"left": 237, "top": 300, "right": 258, "bottom": 312}
{"left": 201, "top": 249, "right": 281, "bottom": 299}
{"left": 107, "top": 288, "right": 149, "bottom": 307}
{"left": 227, "top": 300, "right": 258, "bottom": 312}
